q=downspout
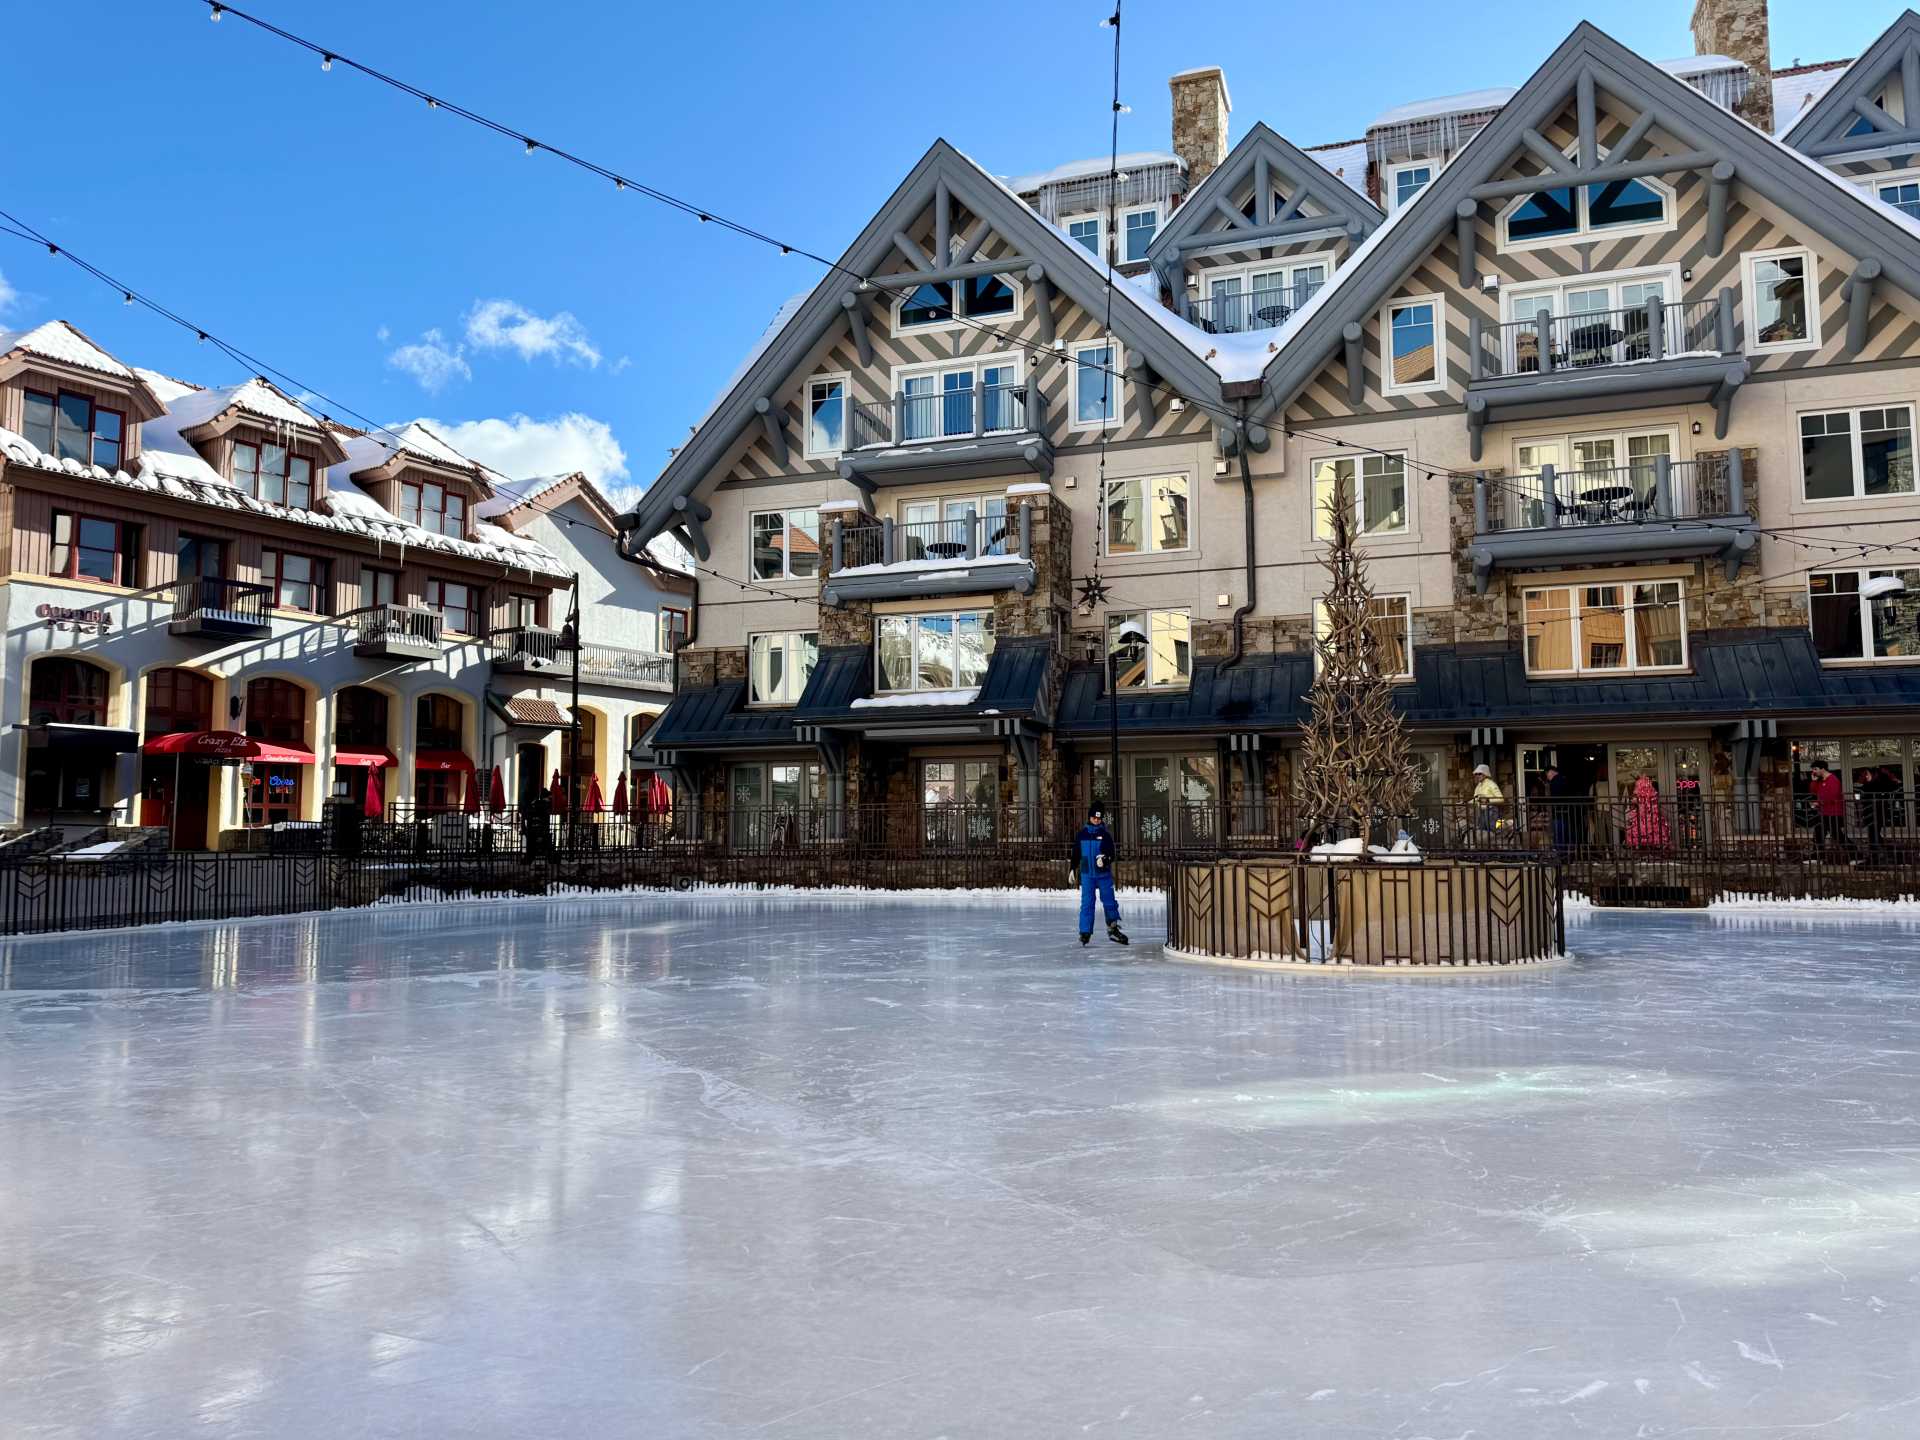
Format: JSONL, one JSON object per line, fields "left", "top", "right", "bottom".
{"left": 1221, "top": 413, "right": 1258, "bottom": 672}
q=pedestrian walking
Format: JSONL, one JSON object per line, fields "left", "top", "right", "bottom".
{"left": 1625, "top": 773, "right": 1670, "bottom": 849}
{"left": 1543, "top": 764, "right": 1576, "bottom": 851}
{"left": 1809, "top": 760, "right": 1846, "bottom": 860}
{"left": 1071, "top": 804, "right": 1127, "bottom": 946}
{"left": 1471, "top": 763, "right": 1506, "bottom": 840}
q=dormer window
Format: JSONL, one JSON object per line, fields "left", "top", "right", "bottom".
{"left": 232, "top": 441, "right": 312, "bottom": 509}
{"left": 24, "top": 390, "right": 123, "bottom": 470}
{"left": 401, "top": 479, "right": 466, "bottom": 537}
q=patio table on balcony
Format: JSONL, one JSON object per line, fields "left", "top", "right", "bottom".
{"left": 923, "top": 540, "right": 970, "bottom": 560}
{"left": 1575, "top": 484, "right": 1638, "bottom": 524}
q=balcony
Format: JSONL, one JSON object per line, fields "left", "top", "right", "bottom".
{"left": 350, "top": 604, "right": 444, "bottom": 661}
{"left": 821, "top": 510, "right": 1036, "bottom": 605}
{"left": 839, "top": 381, "right": 1053, "bottom": 488}
{"left": 167, "top": 577, "right": 271, "bottom": 638}
{"left": 491, "top": 627, "right": 674, "bottom": 692}
{"left": 1468, "top": 453, "right": 1758, "bottom": 592}
{"left": 1465, "top": 294, "right": 1747, "bottom": 457}
{"left": 1186, "top": 278, "right": 1323, "bottom": 336}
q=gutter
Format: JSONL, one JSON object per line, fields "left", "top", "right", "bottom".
{"left": 1220, "top": 409, "right": 1258, "bottom": 671}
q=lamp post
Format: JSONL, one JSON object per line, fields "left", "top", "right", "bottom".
{"left": 563, "top": 572, "right": 581, "bottom": 825}
{"left": 1108, "top": 620, "right": 1145, "bottom": 847}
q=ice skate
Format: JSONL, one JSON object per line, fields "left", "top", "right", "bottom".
{"left": 1107, "top": 921, "right": 1129, "bottom": 946}
{"left": 1079, "top": 931, "right": 1091, "bottom": 946}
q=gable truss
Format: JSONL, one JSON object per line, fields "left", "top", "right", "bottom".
{"left": 1783, "top": 10, "right": 1920, "bottom": 161}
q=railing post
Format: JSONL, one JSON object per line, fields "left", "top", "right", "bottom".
{"left": 1727, "top": 446, "right": 1746, "bottom": 516}
{"left": 1541, "top": 462, "right": 1558, "bottom": 527}
{"left": 1653, "top": 453, "right": 1673, "bottom": 519}
{"left": 1536, "top": 308, "right": 1554, "bottom": 374}
{"left": 1473, "top": 474, "right": 1489, "bottom": 534}
{"left": 1025, "top": 370, "right": 1042, "bottom": 432}
{"left": 882, "top": 516, "right": 896, "bottom": 565}
{"left": 963, "top": 512, "right": 978, "bottom": 560}
{"left": 1469, "top": 313, "right": 1483, "bottom": 381}
{"left": 1647, "top": 295, "right": 1665, "bottom": 361}
{"left": 894, "top": 389, "right": 907, "bottom": 443}
{"left": 1716, "top": 288, "right": 1737, "bottom": 353}
{"left": 973, "top": 379, "right": 985, "bottom": 438}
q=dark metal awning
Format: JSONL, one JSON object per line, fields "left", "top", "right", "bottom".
{"left": 15, "top": 722, "right": 140, "bottom": 753}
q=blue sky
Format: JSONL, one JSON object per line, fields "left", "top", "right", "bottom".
{"left": 0, "top": 1, "right": 1896, "bottom": 506}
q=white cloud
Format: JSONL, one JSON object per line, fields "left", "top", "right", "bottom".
{"left": 0, "top": 270, "right": 17, "bottom": 315}
{"left": 465, "top": 299, "right": 601, "bottom": 368}
{"left": 375, "top": 324, "right": 391, "bottom": 343}
{"left": 386, "top": 328, "right": 470, "bottom": 393}
{"left": 418, "top": 412, "right": 628, "bottom": 488}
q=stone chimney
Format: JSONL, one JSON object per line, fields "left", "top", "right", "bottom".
{"left": 1692, "top": 0, "right": 1773, "bottom": 133}
{"left": 1169, "top": 67, "right": 1231, "bottom": 189}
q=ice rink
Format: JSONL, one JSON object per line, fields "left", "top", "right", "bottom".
{"left": 4, "top": 894, "right": 1920, "bottom": 1437}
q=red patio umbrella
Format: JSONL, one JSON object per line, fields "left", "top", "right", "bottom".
{"left": 488, "top": 765, "right": 507, "bottom": 813}
{"left": 584, "top": 772, "right": 605, "bottom": 814}
{"left": 647, "top": 773, "right": 671, "bottom": 815}
{"left": 550, "top": 770, "right": 566, "bottom": 811}
{"left": 463, "top": 768, "right": 480, "bottom": 814}
{"left": 611, "top": 771, "right": 629, "bottom": 817}
{"left": 364, "top": 763, "right": 386, "bottom": 820}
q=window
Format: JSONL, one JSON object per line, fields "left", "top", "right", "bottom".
{"left": 749, "top": 507, "right": 821, "bottom": 580}
{"left": 1201, "top": 256, "right": 1330, "bottom": 334}
{"left": 244, "top": 677, "right": 307, "bottom": 827}
{"left": 1387, "top": 160, "right": 1434, "bottom": 210}
{"left": 1312, "top": 455, "right": 1408, "bottom": 538}
{"left": 897, "top": 494, "right": 1014, "bottom": 558}
{"left": 1801, "top": 406, "right": 1915, "bottom": 501}
{"left": 1523, "top": 582, "right": 1686, "bottom": 675}
{"left": 359, "top": 568, "right": 399, "bottom": 611}
{"left": 23, "top": 390, "right": 122, "bottom": 469}
{"left": 333, "top": 686, "right": 389, "bottom": 749}
{"left": 1122, "top": 206, "right": 1159, "bottom": 262}
{"left": 663, "top": 607, "right": 690, "bottom": 650}
{"left": 1808, "top": 568, "right": 1920, "bottom": 661}
{"left": 508, "top": 593, "right": 542, "bottom": 629}
{"left": 748, "top": 631, "right": 818, "bottom": 705}
{"left": 1501, "top": 164, "right": 1670, "bottom": 248}
{"left": 416, "top": 693, "right": 465, "bottom": 752}
{"left": 1503, "top": 429, "right": 1674, "bottom": 525}
{"left": 29, "top": 658, "right": 109, "bottom": 726}
{"left": 423, "top": 577, "right": 477, "bottom": 634}
{"left": 896, "top": 357, "right": 1023, "bottom": 441}
{"left": 230, "top": 442, "right": 313, "bottom": 509}
{"left": 730, "top": 762, "right": 821, "bottom": 842}
{"left": 1383, "top": 297, "right": 1443, "bottom": 393}
{"left": 1745, "top": 248, "right": 1818, "bottom": 351}
{"left": 1500, "top": 268, "right": 1680, "bottom": 371}
{"left": 263, "top": 549, "right": 327, "bottom": 613}
{"left": 1872, "top": 172, "right": 1920, "bottom": 221}
{"left": 806, "top": 375, "right": 847, "bottom": 457}
{"left": 895, "top": 270, "right": 1019, "bottom": 330}
{"left": 1101, "top": 474, "right": 1189, "bottom": 555}
{"left": 1065, "top": 215, "right": 1101, "bottom": 255}
{"left": 1313, "top": 594, "right": 1414, "bottom": 678}
{"left": 144, "top": 667, "right": 214, "bottom": 737}
{"left": 875, "top": 610, "right": 995, "bottom": 692}
{"left": 50, "top": 511, "right": 139, "bottom": 585}
{"left": 178, "top": 534, "right": 224, "bottom": 582}
{"left": 400, "top": 480, "right": 466, "bottom": 537}
{"left": 1072, "top": 342, "right": 1118, "bottom": 428}
{"left": 1106, "top": 609, "right": 1191, "bottom": 690}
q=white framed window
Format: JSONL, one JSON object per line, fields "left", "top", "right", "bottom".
{"left": 1522, "top": 581, "right": 1687, "bottom": 676}
{"left": 894, "top": 354, "right": 1025, "bottom": 443}
{"left": 1313, "top": 454, "right": 1408, "bottom": 537}
{"left": 1313, "top": 593, "right": 1414, "bottom": 678}
{"left": 1200, "top": 254, "right": 1331, "bottom": 334}
{"left": 1502, "top": 428, "right": 1675, "bottom": 527}
{"left": 1385, "top": 159, "right": 1435, "bottom": 211}
{"left": 1107, "top": 609, "right": 1191, "bottom": 690}
{"left": 1498, "top": 158, "right": 1672, "bottom": 250}
{"left": 875, "top": 610, "right": 996, "bottom": 692}
{"left": 896, "top": 493, "right": 1016, "bottom": 557}
{"left": 1865, "top": 169, "right": 1920, "bottom": 221}
{"left": 1800, "top": 405, "right": 1915, "bottom": 501}
{"left": 1070, "top": 340, "right": 1121, "bottom": 430}
{"left": 805, "top": 374, "right": 848, "bottom": 458}
{"left": 1744, "top": 247, "right": 1820, "bottom": 353}
{"left": 1498, "top": 265, "right": 1684, "bottom": 372}
{"left": 748, "top": 507, "right": 821, "bottom": 582}
{"left": 747, "top": 631, "right": 819, "bottom": 706}
{"left": 1382, "top": 295, "right": 1445, "bottom": 394}
{"left": 1122, "top": 206, "right": 1159, "bottom": 262}
{"left": 1100, "top": 474, "right": 1190, "bottom": 556}
{"left": 1064, "top": 213, "right": 1102, "bottom": 257}
{"left": 1808, "top": 567, "right": 1920, "bottom": 661}
{"left": 893, "top": 270, "right": 1019, "bottom": 332}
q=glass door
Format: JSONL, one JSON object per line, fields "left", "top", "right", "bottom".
{"left": 1512, "top": 440, "right": 1562, "bottom": 528}
{"left": 1619, "top": 277, "right": 1667, "bottom": 360}
{"left": 1205, "top": 274, "right": 1245, "bottom": 333}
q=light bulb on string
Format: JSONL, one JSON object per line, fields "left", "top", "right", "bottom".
{"left": 321, "top": 54, "right": 333, "bottom": 71}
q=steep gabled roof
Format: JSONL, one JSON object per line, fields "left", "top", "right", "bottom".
{"left": 152, "top": 375, "right": 350, "bottom": 465}
{"left": 0, "top": 320, "right": 167, "bottom": 420}
{"left": 615, "top": 139, "right": 1237, "bottom": 548}
{"left": 1781, "top": 10, "right": 1920, "bottom": 155}
{"left": 1145, "top": 121, "right": 1384, "bottom": 288}
{"left": 1255, "top": 20, "right": 1920, "bottom": 423}
{"left": 335, "top": 420, "right": 499, "bottom": 493}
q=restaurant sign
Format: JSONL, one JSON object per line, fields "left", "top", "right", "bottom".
{"left": 36, "top": 603, "right": 113, "bottom": 635}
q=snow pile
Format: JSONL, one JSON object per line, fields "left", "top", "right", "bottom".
{"left": 1004, "top": 151, "right": 1183, "bottom": 194}
{"left": 850, "top": 687, "right": 981, "bottom": 710}
{"left": 1369, "top": 87, "right": 1517, "bottom": 129}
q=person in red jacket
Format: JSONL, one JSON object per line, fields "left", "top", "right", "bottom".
{"left": 1809, "top": 760, "right": 1847, "bottom": 859}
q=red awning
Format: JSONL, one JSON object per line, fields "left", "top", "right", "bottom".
{"left": 333, "top": 746, "right": 398, "bottom": 769}
{"left": 142, "top": 730, "right": 316, "bottom": 764}
{"left": 415, "top": 749, "right": 475, "bottom": 773}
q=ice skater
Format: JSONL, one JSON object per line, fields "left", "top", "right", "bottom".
{"left": 1072, "top": 804, "right": 1128, "bottom": 946}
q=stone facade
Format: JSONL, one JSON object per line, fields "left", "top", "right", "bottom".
{"left": 1169, "top": 67, "right": 1231, "bottom": 188}
{"left": 1691, "top": 0, "right": 1775, "bottom": 133}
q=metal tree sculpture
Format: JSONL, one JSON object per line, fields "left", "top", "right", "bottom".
{"left": 1298, "top": 470, "right": 1422, "bottom": 840}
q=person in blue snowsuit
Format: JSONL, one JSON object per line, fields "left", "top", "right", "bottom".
{"left": 1072, "top": 805, "right": 1128, "bottom": 946}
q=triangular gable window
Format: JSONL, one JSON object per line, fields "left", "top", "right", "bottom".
{"left": 1501, "top": 152, "right": 1670, "bottom": 248}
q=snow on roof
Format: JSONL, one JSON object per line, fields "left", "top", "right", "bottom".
{"left": 1306, "top": 139, "right": 1371, "bottom": 197}
{"left": 473, "top": 471, "right": 572, "bottom": 520}
{"left": 0, "top": 320, "right": 134, "bottom": 379}
{"left": 1004, "top": 151, "right": 1184, "bottom": 194}
{"left": 646, "top": 531, "right": 694, "bottom": 574}
{"left": 132, "top": 367, "right": 202, "bottom": 406}
{"left": 1656, "top": 54, "right": 1743, "bottom": 78}
{"left": 1369, "top": 87, "right": 1517, "bottom": 130}
{"left": 1772, "top": 62, "right": 1851, "bottom": 134}
{"left": 335, "top": 419, "right": 488, "bottom": 481}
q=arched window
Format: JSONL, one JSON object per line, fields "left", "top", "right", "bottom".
{"left": 415, "top": 694, "right": 464, "bottom": 752}
{"left": 335, "top": 687, "right": 389, "bottom": 749}
{"left": 29, "top": 658, "right": 110, "bottom": 726}
{"left": 143, "top": 668, "right": 213, "bottom": 737}
{"left": 245, "top": 678, "right": 306, "bottom": 745}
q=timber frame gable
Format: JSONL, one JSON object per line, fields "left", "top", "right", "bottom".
{"left": 1145, "top": 122, "right": 1385, "bottom": 312}
{"left": 1782, "top": 10, "right": 1920, "bottom": 166}
{"left": 614, "top": 140, "right": 1235, "bottom": 562}
{"left": 1252, "top": 21, "right": 1920, "bottom": 445}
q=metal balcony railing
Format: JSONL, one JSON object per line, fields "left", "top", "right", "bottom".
{"left": 576, "top": 643, "right": 674, "bottom": 690}
{"left": 351, "top": 604, "right": 444, "bottom": 648}
{"left": 848, "top": 381, "right": 1044, "bottom": 448}
{"left": 1475, "top": 454, "right": 1749, "bottom": 534}
{"left": 1187, "top": 279, "right": 1324, "bottom": 335}
{"left": 834, "top": 510, "right": 1027, "bottom": 570}
{"left": 169, "top": 576, "right": 271, "bottom": 629}
{"left": 490, "top": 626, "right": 570, "bottom": 670}
{"left": 1473, "top": 296, "right": 1731, "bottom": 380}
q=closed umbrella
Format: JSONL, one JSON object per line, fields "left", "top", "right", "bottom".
{"left": 611, "top": 771, "right": 629, "bottom": 817}
{"left": 364, "top": 763, "right": 386, "bottom": 820}
{"left": 584, "top": 772, "right": 605, "bottom": 814}
{"left": 464, "top": 768, "right": 480, "bottom": 814}
{"left": 648, "top": 773, "right": 671, "bottom": 815}
{"left": 550, "top": 770, "right": 566, "bottom": 811}
{"left": 488, "top": 765, "right": 507, "bottom": 813}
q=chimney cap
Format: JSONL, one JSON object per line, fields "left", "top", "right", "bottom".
{"left": 1168, "top": 65, "right": 1232, "bottom": 114}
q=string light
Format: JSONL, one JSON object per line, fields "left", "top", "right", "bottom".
{"left": 320, "top": 53, "right": 333, "bottom": 71}
{"left": 208, "top": 2, "right": 222, "bottom": 19}
{"left": 523, "top": 138, "right": 537, "bottom": 156}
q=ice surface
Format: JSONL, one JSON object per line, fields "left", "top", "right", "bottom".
{"left": 4, "top": 899, "right": 1920, "bottom": 1436}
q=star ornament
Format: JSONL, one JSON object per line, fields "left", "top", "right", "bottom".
{"left": 1075, "top": 573, "right": 1111, "bottom": 613}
